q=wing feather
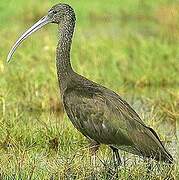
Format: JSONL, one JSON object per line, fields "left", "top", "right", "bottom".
{"left": 63, "top": 85, "right": 173, "bottom": 163}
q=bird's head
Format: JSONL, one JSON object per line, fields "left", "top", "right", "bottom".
{"left": 7, "top": 3, "right": 75, "bottom": 62}
{"left": 49, "top": 3, "right": 76, "bottom": 24}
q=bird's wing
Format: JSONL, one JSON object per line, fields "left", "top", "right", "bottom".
{"left": 63, "top": 85, "right": 173, "bottom": 163}
{"left": 104, "top": 89, "right": 173, "bottom": 162}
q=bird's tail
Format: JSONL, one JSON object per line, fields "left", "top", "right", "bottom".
{"left": 154, "top": 146, "right": 173, "bottom": 164}
{"left": 147, "top": 127, "right": 173, "bottom": 164}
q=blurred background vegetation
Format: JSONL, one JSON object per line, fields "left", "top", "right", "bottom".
{"left": 0, "top": 0, "right": 178, "bottom": 179}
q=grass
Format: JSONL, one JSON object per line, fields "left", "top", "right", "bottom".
{"left": 0, "top": 0, "right": 178, "bottom": 179}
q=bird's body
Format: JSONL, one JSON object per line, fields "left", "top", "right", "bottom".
{"left": 7, "top": 3, "right": 173, "bottom": 164}
{"left": 61, "top": 71, "right": 172, "bottom": 163}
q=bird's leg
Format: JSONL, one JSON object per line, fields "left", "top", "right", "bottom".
{"left": 144, "top": 158, "right": 154, "bottom": 179}
{"left": 110, "top": 146, "right": 121, "bottom": 179}
{"left": 145, "top": 158, "right": 157, "bottom": 175}
{"left": 110, "top": 146, "right": 122, "bottom": 167}
{"left": 89, "top": 140, "right": 100, "bottom": 167}
{"left": 146, "top": 160, "right": 152, "bottom": 174}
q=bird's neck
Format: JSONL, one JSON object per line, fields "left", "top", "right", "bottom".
{"left": 56, "top": 18, "right": 75, "bottom": 93}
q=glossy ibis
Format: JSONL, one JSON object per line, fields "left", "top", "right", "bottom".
{"left": 7, "top": 3, "right": 173, "bottom": 165}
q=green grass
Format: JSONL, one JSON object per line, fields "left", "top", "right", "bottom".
{"left": 0, "top": 0, "right": 178, "bottom": 179}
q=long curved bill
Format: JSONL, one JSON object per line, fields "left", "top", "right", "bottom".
{"left": 7, "top": 15, "right": 51, "bottom": 62}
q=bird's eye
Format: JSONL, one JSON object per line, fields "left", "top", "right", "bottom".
{"left": 53, "top": 10, "right": 57, "bottom": 14}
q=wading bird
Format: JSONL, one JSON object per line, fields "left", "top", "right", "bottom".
{"left": 7, "top": 3, "right": 173, "bottom": 165}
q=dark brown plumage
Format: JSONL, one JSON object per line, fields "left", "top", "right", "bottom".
{"left": 7, "top": 3, "right": 173, "bottom": 164}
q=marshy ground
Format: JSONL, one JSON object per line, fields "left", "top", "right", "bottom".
{"left": 0, "top": 0, "right": 178, "bottom": 179}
